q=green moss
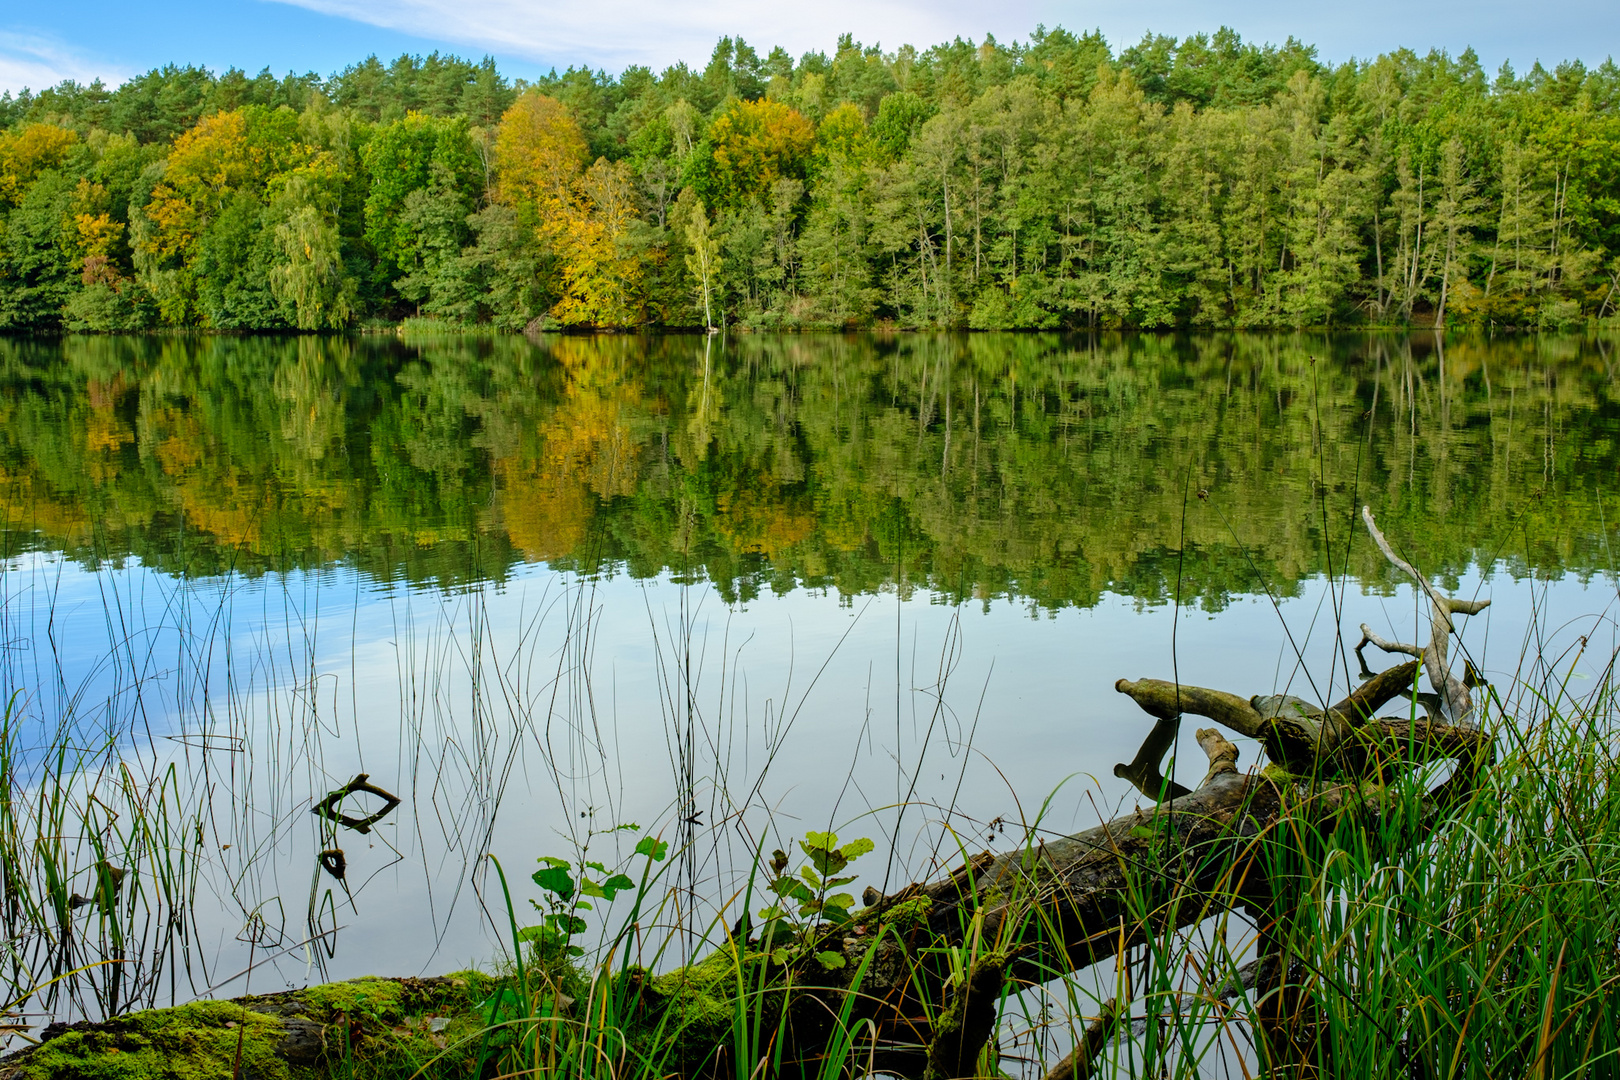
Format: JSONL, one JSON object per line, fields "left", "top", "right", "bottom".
{"left": 12, "top": 976, "right": 506, "bottom": 1080}
{"left": 301, "top": 975, "right": 491, "bottom": 1080}
{"left": 300, "top": 978, "right": 405, "bottom": 1024}
{"left": 649, "top": 946, "right": 752, "bottom": 1032}
{"left": 633, "top": 944, "right": 791, "bottom": 1071}
{"left": 878, "top": 896, "right": 935, "bottom": 930}
{"left": 20, "top": 1001, "right": 291, "bottom": 1080}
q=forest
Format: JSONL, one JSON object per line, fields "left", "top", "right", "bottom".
{"left": 2, "top": 30, "right": 1620, "bottom": 331}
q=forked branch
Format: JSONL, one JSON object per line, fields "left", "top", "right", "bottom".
{"left": 1354, "top": 505, "right": 1489, "bottom": 724}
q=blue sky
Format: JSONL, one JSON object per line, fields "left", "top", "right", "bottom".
{"left": 3, "top": 0, "right": 1616, "bottom": 95}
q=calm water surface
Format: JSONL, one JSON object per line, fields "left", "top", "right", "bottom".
{"left": 2, "top": 331, "right": 1617, "bottom": 1017}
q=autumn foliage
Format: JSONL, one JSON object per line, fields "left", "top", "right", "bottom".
{"left": 699, "top": 99, "right": 816, "bottom": 209}
{"left": 495, "top": 92, "right": 643, "bottom": 327}
{"left": 0, "top": 123, "right": 79, "bottom": 204}
{"left": 6, "top": 32, "right": 1620, "bottom": 331}
{"left": 494, "top": 92, "right": 588, "bottom": 213}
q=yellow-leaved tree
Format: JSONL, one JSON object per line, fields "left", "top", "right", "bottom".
{"left": 143, "top": 111, "right": 261, "bottom": 260}
{"left": 494, "top": 92, "right": 646, "bottom": 327}
{"left": 700, "top": 99, "right": 816, "bottom": 210}
{"left": 137, "top": 107, "right": 300, "bottom": 323}
{"left": 0, "top": 124, "right": 79, "bottom": 206}
{"left": 548, "top": 159, "right": 645, "bottom": 327}
{"left": 494, "top": 92, "right": 588, "bottom": 216}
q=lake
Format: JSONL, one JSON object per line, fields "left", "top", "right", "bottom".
{"left": 1, "top": 330, "right": 1617, "bottom": 1025}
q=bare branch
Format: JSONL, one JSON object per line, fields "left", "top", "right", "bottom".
{"left": 1195, "top": 727, "right": 1240, "bottom": 788}
{"left": 1355, "top": 625, "right": 1422, "bottom": 660}
{"left": 1114, "top": 678, "right": 1267, "bottom": 738}
{"left": 1329, "top": 659, "right": 1420, "bottom": 725}
{"left": 1360, "top": 506, "right": 1490, "bottom": 724}
{"left": 1361, "top": 505, "right": 1449, "bottom": 612}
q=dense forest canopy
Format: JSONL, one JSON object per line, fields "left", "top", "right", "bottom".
{"left": 1, "top": 332, "right": 1614, "bottom": 607}
{"left": 3, "top": 30, "right": 1620, "bottom": 331}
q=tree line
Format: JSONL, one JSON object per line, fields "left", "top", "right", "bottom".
{"left": 3, "top": 30, "right": 1620, "bottom": 331}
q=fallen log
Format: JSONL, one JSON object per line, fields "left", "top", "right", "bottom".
{"left": 615, "top": 508, "right": 1494, "bottom": 1077}
{"left": 3, "top": 699, "right": 1481, "bottom": 1080}
{"left": 627, "top": 715, "right": 1487, "bottom": 1078}
{"left": 0, "top": 975, "right": 493, "bottom": 1080}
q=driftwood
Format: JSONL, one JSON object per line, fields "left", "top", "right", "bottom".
{"left": 1353, "top": 505, "right": 1489, "bottom": 724}
{"left": 2, "top": 510, "right": 1491, "bottom": 1080}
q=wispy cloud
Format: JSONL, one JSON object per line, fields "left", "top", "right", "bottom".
{"left": 0, "top": 31, "right": 127, "bottom": 94}
{"left": 261, "top": 0, "right": 1036, "bottom": 70}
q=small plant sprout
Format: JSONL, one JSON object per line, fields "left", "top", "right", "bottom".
{"left": 520, "top": 824, "right": 666, "bottom": 971}
{"left": 758, "top": 831, "right": 874, "bottom": 969}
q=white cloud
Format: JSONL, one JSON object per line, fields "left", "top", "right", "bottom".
{"left": 0, "top": 32, "right": 128, "bottom": 94}
{"left": 262, "top": 0, "right": 1037, "bottom": 71}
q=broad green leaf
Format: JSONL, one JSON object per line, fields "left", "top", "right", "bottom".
{"left": 601, "top": 873, "right": 636, "bottom": 897}
{"left": 771, "top": 877, "right": 813, "bottom": 903}
{"left": 532, "top": 865, "right": 575, "bottom": 901}
{"left": 839, "top": 837, "right": 875, "bottom": 860}
{"left": 546, "top": 913, "right": 588, "bottom": 935}
{"left": 635, "top": 837, "right": 668, "bottom": 861}
{"left": 816, "top": 951, "right": 847, "bottom": 970}
{"left": 802, "top": 843, "right": 848, "bottom": 877}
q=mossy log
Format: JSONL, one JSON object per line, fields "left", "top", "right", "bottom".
{"left": 0, "top": 975, "right": 496, "bottom": 1080}
{"left": 626, "top": 716, "right": 1488, "bottom": 1078}
{"left": 1, "top": 710, "right": 1488, "bottom": 1080}
{"left": 621, "top": 511, "right": 1495, "bottom": 1078}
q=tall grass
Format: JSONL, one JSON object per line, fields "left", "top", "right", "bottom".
{"left": 1237, "top": 666, "right": 1620, "bottom": 1077}
{"left": 967, "top": 643, "right": 1620, "bottom": 1079}
{"left": 440, "top": 666, "right": 1620, "bottom": 1080}
{"left": 0, "top": 694, "right": 207, "bottom": 1022}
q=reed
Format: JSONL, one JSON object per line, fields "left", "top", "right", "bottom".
{"left": 441, "top": 627, "right": 1620, "bottom": 1080}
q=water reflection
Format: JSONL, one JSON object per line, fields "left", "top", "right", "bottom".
{"left": 1, "top": 332, "right": 1617, "bottom": 1030}
{"left": 3, "top": 331, "right": 1617, "bottom": 605}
